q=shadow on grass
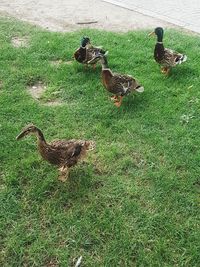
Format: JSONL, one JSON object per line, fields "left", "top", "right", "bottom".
{"left": 118, "top": 94, "right": 148, "bottom": 113}
{"left": 23, "top": 162, "right": 96, "bottom": 203}
{"left": 167, "top": 66, "right": 198, "bottom": 81}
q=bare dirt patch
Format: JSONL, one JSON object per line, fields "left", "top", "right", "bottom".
{"left": 50, "top": 60, "right": 73, "bottom": 67}
{"left": 65, "top": 60, "right": 73, "bottom": 65}
{"left": 27, "top": 81, "right": 62, "bottom": 106}
{"left": 11, "top": 36, "right": 29, "bottom": 48}
{"left": 50, "top": 60, "right": 62, "bottom": 67}
{"left": 27, "top": 81, "right": 46, "bottom": 100}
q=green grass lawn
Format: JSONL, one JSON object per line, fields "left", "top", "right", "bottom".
{"left": 0, "top": 16, "right": 200, "bottom": 266}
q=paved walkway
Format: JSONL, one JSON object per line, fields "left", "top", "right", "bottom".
{"left": 0, "top": 0, "right": 199, "bottom": 33}
{"left": 104, "top": 0, "right": 200, "bottom": 33}
{"left": 0, "top": 0, "right": 174, "bottom": 32}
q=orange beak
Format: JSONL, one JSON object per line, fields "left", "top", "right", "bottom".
{"left": 148, "top": 31, "right": 155, "bottom": 37}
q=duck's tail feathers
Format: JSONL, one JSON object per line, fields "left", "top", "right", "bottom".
{"left": 135, "top": 86, "right": 144, "bottom": 93}
{"left": 181, "top": 54, "right": 187, "bottom": 63}
{"left": 177, "top": 54, "right": 187, "bottom": 64}
{"left": 84, "top": 141, "right": 96, "bottom": 151}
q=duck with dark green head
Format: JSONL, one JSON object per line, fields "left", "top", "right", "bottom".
{"left": 74, "top": 37, "right": 90, "bottom": 63}
{"left": 74, "top": 36, "right": 108, "bottom": 69}
{"left": 149, "top": 27, "right": 187, "bottom": 75}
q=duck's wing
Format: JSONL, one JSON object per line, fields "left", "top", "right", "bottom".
{"left": 111, "top": 73, "right": 136, "bottom": 95}
{"left": 164, "top": 48, "right": 187, "bottom": 66}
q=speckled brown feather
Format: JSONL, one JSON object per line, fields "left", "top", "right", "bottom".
{"left": 74, "top": 47, "right": 86, "bottom": 63}
{"left": 38, "top": 139, "right": 90, "bottom": 168}
{"left": 16, "top": 125, "right": 95, "bottom": 169}
{"left": 154, "top": 42, "right": 186, "bottom": 67}
{"left": 102, "top": 69, "right": 140, "bottom": 96}
{"left": 74, "top": 44, "right": 106, "bottom": 65}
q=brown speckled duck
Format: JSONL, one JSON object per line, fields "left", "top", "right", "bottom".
{"left": 90, "top": 54, "right": 144, "bottom": 107}
{"left": 149, "top": 27, "right": 187, "bottom": 75}
{"left": 74, "top": 36, "right": 108, "bottom": 69}
{"left": 16, "top": 124, "right": 95, "bottom": 182}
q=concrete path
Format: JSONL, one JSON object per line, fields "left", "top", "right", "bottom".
{"left": 0, "top": 0, "right": 198, "bottom": 33}
{"left": 0, "top": 0, "right": 174, "bottom": 32}
{"left": 104, "top": 0, "right": 200, "bottom": 33}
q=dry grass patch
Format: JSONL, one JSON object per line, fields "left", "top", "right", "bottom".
{"left": 27, "top": 81, "right": 62, "bottom": 106}
{"left": 43, "top": 100, "right": 62, "bottom": 106}
{"left": 50, "top": 60, "right": 73, "bottom": 67}
{"left": 11, "top": 36, "right": 29, "bottom": 48}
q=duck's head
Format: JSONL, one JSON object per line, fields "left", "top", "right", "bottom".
{"left": 149, "top": 27, "right": 164, "bottom": 42}
{"left": 88, "top": 52, "right": 109, "bottom": 69}
{"left": 81, "top": 36, "right": 90, "bottom": 47}
{"left": 16, "top": 124, "right": 39, "bottom": 140}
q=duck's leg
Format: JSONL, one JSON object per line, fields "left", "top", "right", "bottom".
{"left": 161, "top": 66, "right": 170, "bottom": 75}
{"left": 114, "top": 96, "right": 123, "bottom": 107}
{"left": 161, "top": 66, "right": 165, "bottom": 73}
{"left": 110, "top": 95, "right": 119, "bottom": 101}
{"left": 58, "top": 166, "right": 69, "bottom": 182}
{"left": 164, "top": 67, "right": 170, "bottom": 75}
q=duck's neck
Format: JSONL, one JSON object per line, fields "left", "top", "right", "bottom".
{"left": 100, "top": 57, "right": 113, "bottom": 86}
{"left": 79, "top": 46, "right": 86, "bottom": 60}
{"left": 35, "top": 128, "right": 46, "bottom": 143}
{"left": 101, "top": 56, "right": 109, "bottom": 70}
{"left": 156, "top": 32, "right": 163, "bottom": 43}
{"left": 102, "top": 68, "right": 113, "bottom": 88}
{"left": 154, "top": 43, "right": 165, "bottom": 61}
{"left": 154, "top": 27, "right": 165, "bottom": 59}
{"left": 102, "top": 68, "right": 112, "bottom": 76}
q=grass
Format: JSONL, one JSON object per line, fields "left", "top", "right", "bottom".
{"left": 0, "top": 16, "right": 200, "bottom": 266}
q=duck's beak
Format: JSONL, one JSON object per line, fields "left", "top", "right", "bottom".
{"left": 148, "top": 31, "right": 155, "bottom": 37}
{"left": 16, "top": 130, "right": 27, "bottom": 140}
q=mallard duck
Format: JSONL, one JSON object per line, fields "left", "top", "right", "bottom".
{"left": 74, "top": 36, "right": 108, "bottom": 69}
{"left": 16, "top": 124, "right": 95, "bottom": 182}
{"left": 149, "top": 27, "right": 187, "bottom": 75}
{"left": 89, "top": 54, "right": 144, "bottom": 107}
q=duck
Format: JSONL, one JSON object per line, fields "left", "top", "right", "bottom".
{"left": 16, "top": 124, "right": 95, "bottom": 182}
{"left": 89, "top": 54, "right": 144, "bottom": 107}
{"left": 74, "top": 36, "right": 108, "bottom": 69}
{"left": 149, "top": 27, "right": 187, "bottom": 75}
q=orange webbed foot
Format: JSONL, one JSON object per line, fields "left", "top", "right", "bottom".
{"left": 114, "top": 96, "right": 123, "bottom": 107}
{"left": 110, "top": 95, "right": 119, "bottom": 101}
{"left": 114, "top": 101, "right": 122, "bottom": 107}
